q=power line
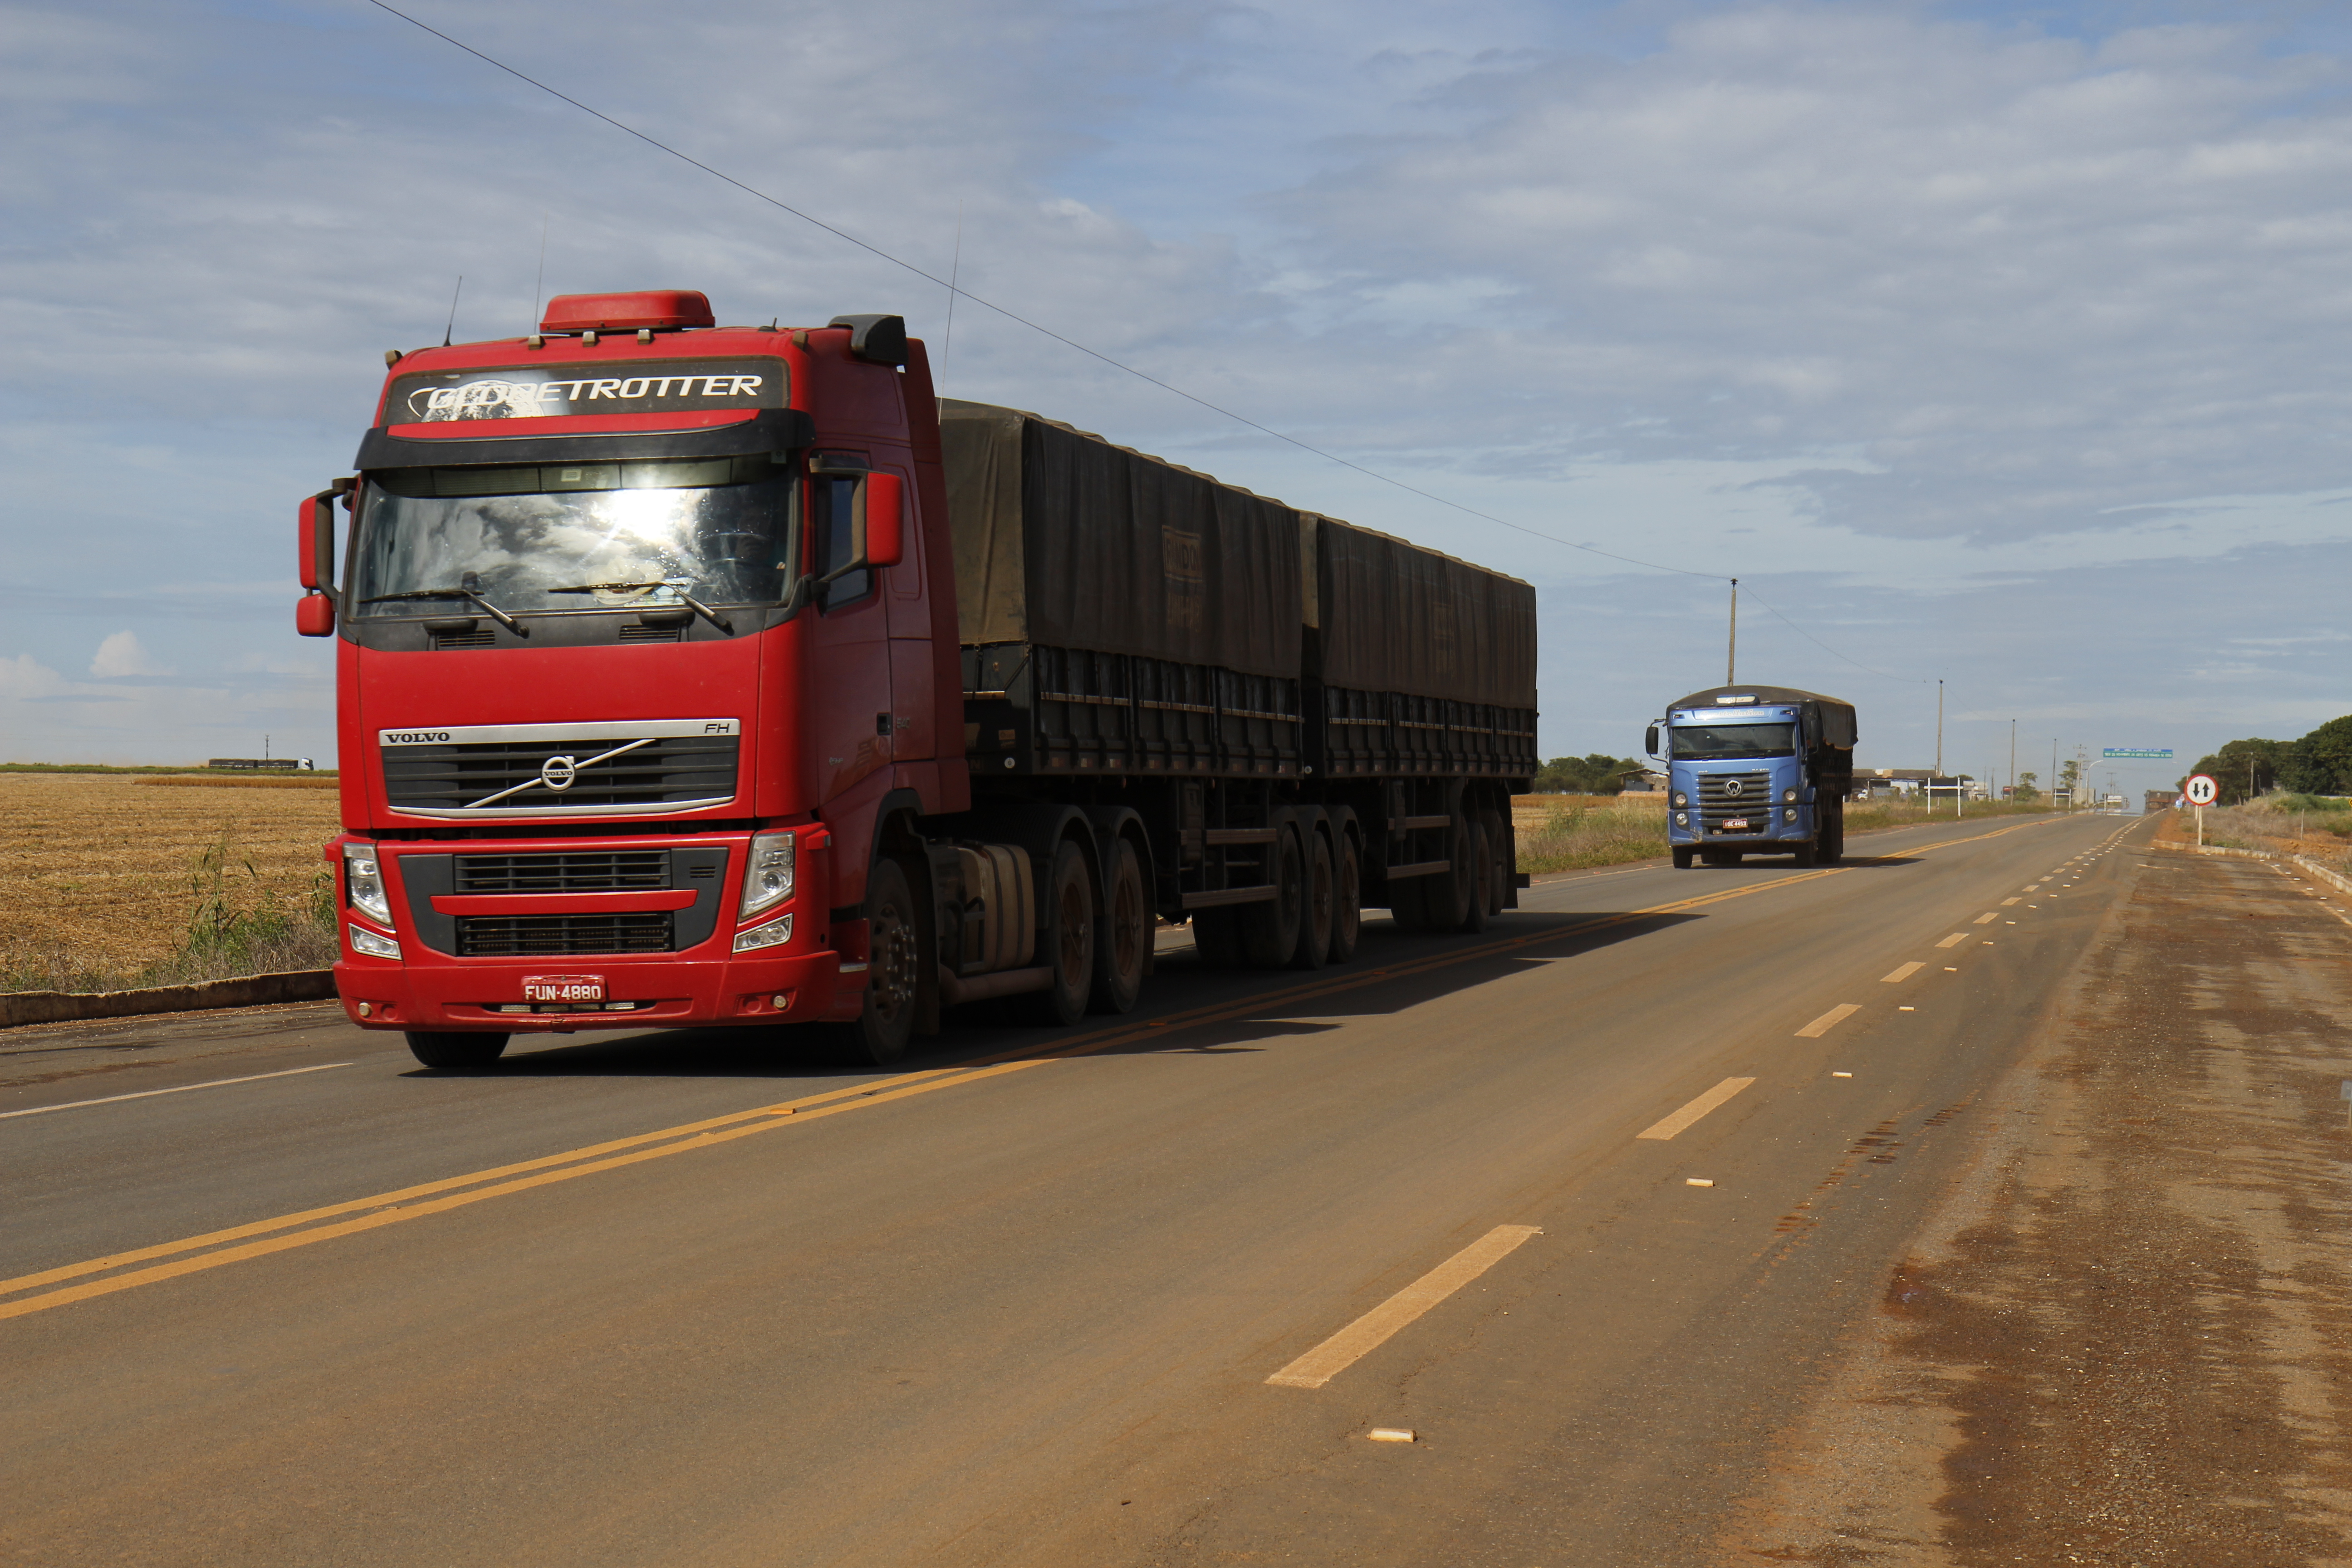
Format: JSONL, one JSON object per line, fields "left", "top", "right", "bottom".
{"left": 363, "top": 0, "right": 1941, "bottom": 680}
{"left": 363, "top": 0, "right": 1725, "bottom": 583}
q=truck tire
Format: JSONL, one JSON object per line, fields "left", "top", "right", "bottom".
{"left": 1290, "top": 829, "right": 1333, "bottom": 970}
{"left": 1327, "top": 832, "right": 1362, "bottom": 965}
{"left": 1240, "top": 825, "right": 1306, "bottom": 968}
{"left": 1671, "top": 847, "right": 1695, "bottom": 869}
{"left": 1482, "top": 810, "right": 1509, "bottom": 917}
{"left": 1088, "top": 837, "right": 1148, "bottom": 1014}
{"left": 1392, "top": 818, "right": 1470, "bottom": 932}
{"left": 821, "top": 856, "right": 923, "bottom": 1065}
{"left": 1016, "top": 840, "right": 1096, "bottom": 1026}
{"left": 403, "top": 1030, "right": 509, "bottom": 1070}
{"left": 1820, "top": 803, "right": 1845, "bottom": 865}
{"left": 1457, "top": 819, "right": 1491, "bottom": 934}
{"left": 1191, "top": 906, "right": 1243, "bottom": 967}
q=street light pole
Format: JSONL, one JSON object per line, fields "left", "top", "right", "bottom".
{"left": 1726, "top": 579, "right": 1737, "bottom": 686}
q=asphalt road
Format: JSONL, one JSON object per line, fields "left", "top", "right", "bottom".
{"left": 0, "top": 810, "right": 2148, "bottom": 1567}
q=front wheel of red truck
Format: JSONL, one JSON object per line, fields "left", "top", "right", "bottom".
{"left": 403, "top": 1031, "right": 510, "bottom": 1071}
{"left": 820, "top": 858, "right": 923, "bottom": 1066}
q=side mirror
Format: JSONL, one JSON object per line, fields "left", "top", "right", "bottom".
{"left": 297, "top": 481, "right": 348, "bottom": 637}
{"left": 858, "top": 472, "right": 904, "bottom": 568}
{"left": 1644, "top": 724, "right": 1660, "bottom": 758}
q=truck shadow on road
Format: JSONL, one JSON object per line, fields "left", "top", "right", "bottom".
{"left": 453, "top": 910, "right": 1703, "bottom": 1080}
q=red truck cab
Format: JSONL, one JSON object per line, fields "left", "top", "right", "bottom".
{"left": 303, "top": 292, "right": 964, "bottom": 1068}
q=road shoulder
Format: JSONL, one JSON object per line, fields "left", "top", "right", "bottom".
{"left": 1728, "top": 840, "right": 2352, "bottom": 1564}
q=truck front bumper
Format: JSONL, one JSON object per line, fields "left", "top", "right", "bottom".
{"left": 333, "top": 948, "right": 858, "bottom": 1033}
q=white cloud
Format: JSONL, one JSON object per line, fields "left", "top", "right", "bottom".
{"left": 0, "top": 653, "right": 65, "bottom": 701}
{"left": 88, "top": 629, "right": 169, "bottom": 677}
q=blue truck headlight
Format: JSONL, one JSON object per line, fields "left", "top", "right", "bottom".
{"left": 1671, "top": 791, "right": 1688, "bottom": 807}
{"left": 1784, "top": 807, "right": 1798, "bottom": 823}
{"left": 1674, "top": 812, "right": 1689, "bottom": 827}
{"left": 1783, "top": 788, "right": 1798, "bottom": 803}
{"left": 343, "top": 843, "right": 391, "bottom": 926}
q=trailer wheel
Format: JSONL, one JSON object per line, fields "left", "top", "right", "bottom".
{"left": 1016, "top": 840, "right": 1096, "bottom": 1026}
{"left": 1327, "top": 833, "right": 1362, "bottom": 965}
{"left": 1240, "top": 825, "right": 1305, "bottom": 968}
{"left": 821, "top": 857, "right": 922, "bottom": 1064}
{"left": 1289, "top": 829, "right": 1333, "bottom": 969}
{"left": 403, "top": 1031, "right": 509, "bottom": 1071}
{"left": 1191, "top": 907, "right": 1244, "bottom": 967}
{"left": 1671, "top": 847, "right": 1695, "bottom": 869}
{"left": 1482, "top": 810, "right": 1509, "bottom": 917}
{"left": 1457, "top": 819, "right": 1491, "bottom": 934}
{"left": 1088, "top": 838, "right": 1148, "bottom": 1014}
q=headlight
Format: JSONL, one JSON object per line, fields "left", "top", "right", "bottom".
{"left": 343, "top": 842, "right": 391, "bottom": 925}
{"left": 1671, "top": 792, "right": 1688, "bottom": 807}
{"left": 1674, "top": 812, "right": 1689, "bottom": 827}
{"left": 740, "top": 828, "right": 797, "bottom": 918}
{"left": 348, "top": 923, "right": 401, "bottom": 960}
{"left": 1784, "top": 808, "right": 1798, "bottom": 823}
{"left": 734, "top": 912, "right": 794, "bottom": 952}
{"left": 1783, "top": 788, "right": 1798, "bottom": 804}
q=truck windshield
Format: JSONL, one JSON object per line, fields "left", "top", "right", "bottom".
{"left": 1671, "top": 722, "right": 1797, "bottom": 760}
{"left": 350, "top": 455, "right": 793, "bottom": 616}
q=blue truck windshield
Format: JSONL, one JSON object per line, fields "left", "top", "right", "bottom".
{"left": 1671, "top": 722, "right": 1797, "bottom": 760}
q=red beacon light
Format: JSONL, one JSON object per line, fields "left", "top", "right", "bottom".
{"left": 538, "top": 290, "right": 715, "bottom": 333}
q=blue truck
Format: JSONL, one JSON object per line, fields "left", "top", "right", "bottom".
{"left": 1646, "top": 685, "right": 1857, "bottom": 868}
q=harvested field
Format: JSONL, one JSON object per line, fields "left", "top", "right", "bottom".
{"left": 0, "top": 773, "right": 343, "bottom": 989}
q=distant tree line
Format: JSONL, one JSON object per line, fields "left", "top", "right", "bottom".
{"left": 2186, "top": 716, "right": 2352, "bottom": 805}
{"left": 1532, "top": 754, "right": 1649, "bottom": 794}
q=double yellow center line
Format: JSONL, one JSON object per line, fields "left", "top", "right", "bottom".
{"left": 1, "top": 861, "right": 1877, "bottom": 1324}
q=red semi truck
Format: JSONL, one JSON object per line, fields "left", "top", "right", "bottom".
{"left": 300, "top": 289, "right": 1537, "bottom": 1069}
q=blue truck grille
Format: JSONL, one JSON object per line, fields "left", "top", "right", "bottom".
{"left": 1697, "top": 771, "right": 1773, "bottom": 833}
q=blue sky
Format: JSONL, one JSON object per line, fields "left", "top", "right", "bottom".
{"left": 6, "top": 0, "right": 2352, "bottom": 794}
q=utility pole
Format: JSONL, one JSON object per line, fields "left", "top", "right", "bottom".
{"left": 2009, "top": 718, "right": 2016, "bottom": 802}
{"left": 1726, "top": 579, "right": 1737, "bottom": 686}
{"left": 1935, "top": 679, "right": 1944, "bottom": 777}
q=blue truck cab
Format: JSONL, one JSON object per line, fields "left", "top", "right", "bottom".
{"left": 1646, "top": 685, "right": 1857, "bottom": 869}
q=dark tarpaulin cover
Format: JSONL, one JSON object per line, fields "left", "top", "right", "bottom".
{"left": 1670, "top": 685, "right": 1857, "bottom": 749}
{"left": 939, "top": 401, "right": 1300, "bottom": 679}
{"left": 1314, "top": 516, "right": 1538, "bottom": 708}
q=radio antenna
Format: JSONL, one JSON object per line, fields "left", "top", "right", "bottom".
{"left": 940, "top": 202, "right": 964, "bottom": 384}
{"left": 442, "top": 274, "right": 465, "bottom": 346}
{"left": 531, "top": 216, "right": 548, "bottom": 331}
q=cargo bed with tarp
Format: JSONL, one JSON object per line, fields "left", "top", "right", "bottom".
{"left": 943, "top": 400, "right": 1303, "bottom": 780}
{"left": 1308, "top": 515, "right": 1537, "bottom": 780}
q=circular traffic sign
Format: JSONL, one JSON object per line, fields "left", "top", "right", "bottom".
{"left": 2185, "top": 774, "right": 2219, "bottom": 806}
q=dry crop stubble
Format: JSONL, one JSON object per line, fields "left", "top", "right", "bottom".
{"left": 0, "top": 774, "right": 342, "bottom": 981}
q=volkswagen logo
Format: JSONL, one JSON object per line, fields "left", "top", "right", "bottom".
{"left": 1723, "top": 778, "right": 1744, "bottom": 798}
{"left": 539, "top": 755, "right": 578, "bottom": 792}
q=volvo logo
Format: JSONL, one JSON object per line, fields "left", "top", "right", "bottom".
{"left": 539, "top": 755, "right": 578, "bottom": 792}
{"left": 1723, "top": 779, "right": 1745, "bottom": 798}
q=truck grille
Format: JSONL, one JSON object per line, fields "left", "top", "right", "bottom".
{"left": 1698, "top": 771, "right": 1773, "bottom": 833}
{"left": 455, "top": 913, "right": 674, "bottom": 956}
{"left": 454, "top": 851, "right": 670, "bottom": 893}
{"left": 383, "top": 735, "right": 740, "bottom": 815}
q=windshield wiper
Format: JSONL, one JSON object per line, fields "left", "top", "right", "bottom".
{"left": 542, "top": 580, "right": 734, "bottom": 634}
{"left": 360, "top": 587, "right": 528, "bottom": 637}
